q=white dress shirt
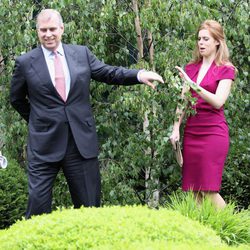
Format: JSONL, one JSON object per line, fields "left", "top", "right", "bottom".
{"left": 41, "top": 43, "right": 71, "bottom": 98}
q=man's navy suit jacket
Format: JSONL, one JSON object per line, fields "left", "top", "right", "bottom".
{"left": 10, "top": 44, "right": 140, "bottom": 162}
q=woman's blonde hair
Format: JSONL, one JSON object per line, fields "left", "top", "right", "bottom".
{"left": 191, "top": 20, "right": 234, "bottom": 67}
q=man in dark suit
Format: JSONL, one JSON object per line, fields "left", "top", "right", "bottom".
{"left": 10, "top": 9, "right": 164, "bottom": 218}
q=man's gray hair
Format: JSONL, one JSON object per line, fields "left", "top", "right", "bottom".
{"left": 36, "top": 9, "right": 63, "bottom": 29}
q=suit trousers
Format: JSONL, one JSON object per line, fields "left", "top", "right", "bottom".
{"left": 25, "top": 126, "right": 101, "bottom": 219}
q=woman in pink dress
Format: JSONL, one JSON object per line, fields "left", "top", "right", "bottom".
{"left": 170, "top": 20, "right": 235, "bottom": 209}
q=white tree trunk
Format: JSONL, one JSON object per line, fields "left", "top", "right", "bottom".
{"left": 132, "top": 0, "right": 159, "bottom": 207}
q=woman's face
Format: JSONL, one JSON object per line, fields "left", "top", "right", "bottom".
{"left": 197, "top": 29, "right": 219, "bottom": 58}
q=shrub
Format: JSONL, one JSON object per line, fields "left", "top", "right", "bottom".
{"left": 52, "top": 170, "right": 72, "bottom": 210}
{"left": 165, "top": 192, "right": 250, "bottom": 246}
{"left": 0, "top": 158, "right": 27, "bottom": 229}
{"left": 0, "top": 0, "right": 249, "bottom": 210}
{"left": 0, "top": 206, "right": 249, "bottom": 250}
{"left": 222, "top": 95, "right": 250, "bottom": 209}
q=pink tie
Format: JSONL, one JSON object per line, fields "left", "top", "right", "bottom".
{"left": 54, "top": 51, "right": 66, "bottom": 101}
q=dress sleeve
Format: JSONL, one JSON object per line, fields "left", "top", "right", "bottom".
{"left": 185, "top": 63, "right": 197, "bottom": 80}
{"left": 217, "top": 65, "right": 235, "bottom": 81}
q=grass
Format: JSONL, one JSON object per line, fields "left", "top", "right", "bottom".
{"left": 165, "top": 191, "right": 250, "bottom": 246}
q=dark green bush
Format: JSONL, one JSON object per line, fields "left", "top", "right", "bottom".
{"left": 221, "top": 90, "right": 250, "bottom": 209}
{"left": 0, "top": 163, "right": 81, "bottom": 229}
{"left": 52, "top": 170, "right": 72, "bottom": 210}
{"left": 0, "top": 158, "right": 27, "bottom": 229}
{"left": 1, "top": 206, "right": 248, "bottom": 250}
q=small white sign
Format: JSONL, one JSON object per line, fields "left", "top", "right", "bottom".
{"left": 0, "top": 151, "right": 8, "bottom": 169}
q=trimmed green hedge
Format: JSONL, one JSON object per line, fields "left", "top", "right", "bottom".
{"left": 0, "top": 206, "right": 249, "bottom": 250}
{"left": 1, "top": 0, "right": 249, "bottom": 212}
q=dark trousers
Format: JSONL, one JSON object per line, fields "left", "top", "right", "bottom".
{"left": 25, "top": 130, "right": 101, "bottom": 219}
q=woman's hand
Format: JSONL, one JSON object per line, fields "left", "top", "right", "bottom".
{"left": 169, "top": 129, "right": 180, "bottom": 150}
{"left": 175, "top": 66, "right": 193, "bottom": 84}
{"left": 176, "top": 66, "right": 200, "bottom": 91}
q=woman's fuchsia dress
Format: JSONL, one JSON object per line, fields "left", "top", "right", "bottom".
{"left": 182, "top": 61, "right": 235, "bottom": 191}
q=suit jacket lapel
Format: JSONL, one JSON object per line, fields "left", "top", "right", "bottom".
{"left": 63, "top": 44, "right": 78, "bottom": 96}
{"left": 30, "top": 47, "right": 56, "bottom": 93}
{"left": 31, "top": 47, "right": 50, "bottom": 82}
{"left": 31, "top": 44, "right": 79, "bottom": 99}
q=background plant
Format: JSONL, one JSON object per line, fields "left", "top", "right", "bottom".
{"left": 166, "top": 191, "right": 250, "bottom": 246}
{"left": 1, "top": 206, "right": 249, "bottom": 250}
{"left": 0, "top": 0, "right": 249, "bottom": 229}
{"left": 0, "top": 158, "right": 28, "bottom": 229}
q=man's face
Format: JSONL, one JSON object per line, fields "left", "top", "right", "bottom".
{"left": 37, "top": 13, "right": 64, "bottom": 51}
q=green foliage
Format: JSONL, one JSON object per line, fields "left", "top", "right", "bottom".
{"left": 92, "top": 0, "right": 250, "bottom": 208}
{"left": 0, "top": 0, "right": 33, "bottom": 163}
{"left": 222, "top": 82, "right": 250, "bottom": 209}
{"left": 0, "top": 158, "right": 28, "bottom": 229}
{"left": 165, "top": 192, "right": 250, "bottom": 246}
{"left": 219, "top": 0, "right": 250, "bottom": 210}
{"left": 0, "top": 206, "right": 248, "bottom": 250}
{"left": 0, "top": 0, "right": 249, "bottom": 210}
{"left": 52, "top": 171, "right": 72, "bottom": 210}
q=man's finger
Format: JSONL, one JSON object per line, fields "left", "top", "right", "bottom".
{"left": 140, "top": 71, "right": 164, "bottom": 84}
{"left": 144, "top": 81, "right": 156, "bottom": 89}
{"left": 150, "top": 72, "right": 164, "bottom": 83}
{"left": 154, "top": 74, "right": 164, "bottom": 83}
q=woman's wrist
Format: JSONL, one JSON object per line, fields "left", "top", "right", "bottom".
{"left": 188, "top": 81, "right": 200, "bottom": 92}
{"left": 173, "top": 123, "right": 180, "bottom": 131}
